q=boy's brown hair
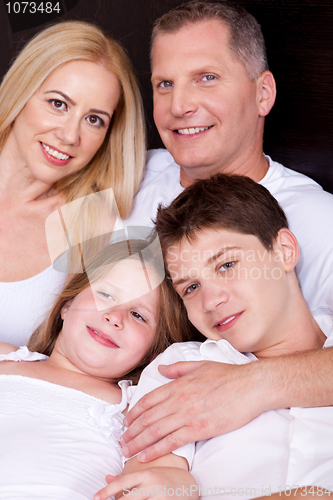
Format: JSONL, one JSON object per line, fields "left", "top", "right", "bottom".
{"left": 155, "top": 173, "right": 289, "bottom": 257}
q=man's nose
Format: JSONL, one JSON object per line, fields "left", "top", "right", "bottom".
{"left": 170, "top": 84, "right": 198, "bottom": 118}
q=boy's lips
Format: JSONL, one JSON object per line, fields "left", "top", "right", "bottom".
{"left": 214, "top": 312, "right": 243, "bottom": 333}
{"left": 86, "top": 326, "right": 119, "bottom": 348}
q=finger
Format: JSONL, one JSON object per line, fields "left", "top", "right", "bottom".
{"left": 123, "top": 383, "right": 174, "bottom": 428}
{"left": 135, "top": 427, "right": 193, "bottom": 463}
{"left": 94, "top": 472, "right": 142, "bottom": 500}
{"left": 122, "top": 411, "right": 184, "bottom": 458}
{"left": 158, "top": 361, "right": 205, "bottom": 379}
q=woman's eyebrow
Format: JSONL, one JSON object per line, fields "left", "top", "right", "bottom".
{"left": 44, "top": 90, "right": 112, "bottom": 120}
{"left": 44, "top": 90, "right": 76, "bottom": 105}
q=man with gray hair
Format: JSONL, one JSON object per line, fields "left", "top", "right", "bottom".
{"left": 121, "top": 1, "right": 333, "bottom": 464}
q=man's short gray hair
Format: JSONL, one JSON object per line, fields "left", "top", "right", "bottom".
{"left": 151, "top": 1, "right": 269, "bottom": 82}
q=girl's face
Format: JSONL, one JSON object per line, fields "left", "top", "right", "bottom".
{"left": 5, "top": 60, "right": 120, "bottom": 186}
{"left": 53, "top": 256, "right": 160, "bottom": 381}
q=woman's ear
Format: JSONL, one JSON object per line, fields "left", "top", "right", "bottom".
{"left": 61, "top": 299, "right": 73, "bottom": 320}
{"left": 275, "top": 228, "right": 299, "bottom": 272}
{"left": 257, "top": 70, "right": 276, "bottom": 117}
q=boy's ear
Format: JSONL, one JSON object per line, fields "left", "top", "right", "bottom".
{"left": 257, "top": 70, "right": 276, "bottom": 117}
{"left": 61, "top": 299, "right": 73, "bottom": 320}
{"left": 275, "top": 228, "right": 299, "bottom": 272}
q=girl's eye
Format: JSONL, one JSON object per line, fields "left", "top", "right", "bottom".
{"left": 183, "top": 283, "right": 200, "bottom": 297}
{"left": 202, "top": 75, "right": 216, "bottom": 82}
{"left": 219, "top": 261, "right": 235, "bottom": 271}
{"left": 97, "top": 291, "right": 115, "bottom": 301}
{"left": 131, "top": 311, "right": 146, "bottom": 323}
{"left": 49, "top": 99, "right": 67, "bottom": 111}
{"left": 86, "top": 115, "right": 105, "bottom": 127}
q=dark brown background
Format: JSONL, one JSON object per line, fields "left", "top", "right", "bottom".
{"left": 1, "top": 0, "right": 332, "bottom": 191}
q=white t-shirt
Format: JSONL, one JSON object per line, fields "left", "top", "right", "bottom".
{"left": 129, "top": 333, "right": 333, "bottom": 500}
{"left": 124, "top": 149, "right": 333, "bottom": 333}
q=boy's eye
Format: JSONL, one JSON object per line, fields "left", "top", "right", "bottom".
{"left": 97, "top": 291, "right": 115, "bottom": 301}
{"left": 183, "top": 283, "right": 200, "bottom": 297}
{"left": 219, "top": 261, "right": 235, "bottom": 271}
{"left": 131, "top": 311, "right": 146, "bottom": 322}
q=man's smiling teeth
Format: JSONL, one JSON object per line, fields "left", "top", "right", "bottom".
{"left": 177, "top": 126, "right": 210, "bottom": 135}
{"left": 42, "top": 142, "right": 69, "bottom": 160}
{"left": 218, "top": 315, "right": 236, "bottom": 326}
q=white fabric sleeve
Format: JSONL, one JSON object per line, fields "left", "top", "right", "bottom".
{"left": 128, "top": 341, "right": 204, "bottom": 469}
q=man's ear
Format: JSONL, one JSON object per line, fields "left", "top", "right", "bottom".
{"left": 275, "top": 228, "right": 299, "bottom": 272}
{"left": 257, "top": 71, "right": 276, "bottom": 117}
{"left": 61, "top": 299, "right": 73, "bottom": 320}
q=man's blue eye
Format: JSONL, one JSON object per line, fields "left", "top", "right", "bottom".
{"left": 160, "top": 81, "right": 173, "bottom": 88}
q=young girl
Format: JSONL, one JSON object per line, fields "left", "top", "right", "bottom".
{"left": 0, "top": 238, "right": 190, "bottom": 500}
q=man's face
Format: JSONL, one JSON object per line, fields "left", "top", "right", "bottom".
{"left": 151, "top": 20, "right": 266, "bottom": 181}
{"left": 166, "top": 228, "right": 291, "bottom": 357}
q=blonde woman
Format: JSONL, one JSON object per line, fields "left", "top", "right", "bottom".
{"left": 0, "top": 21, "right": 146, "bottom": 346}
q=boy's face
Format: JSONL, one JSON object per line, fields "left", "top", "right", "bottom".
{"left": 166, "top": 228, "right": 291, "bottom": 356}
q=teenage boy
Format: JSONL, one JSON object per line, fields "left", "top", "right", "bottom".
{"left": 112, "top": 174, "right": 333, "bottom": 500}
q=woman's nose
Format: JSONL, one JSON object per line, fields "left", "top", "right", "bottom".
{"left": 56, "top": 116, "right": 81, "bottom": 146}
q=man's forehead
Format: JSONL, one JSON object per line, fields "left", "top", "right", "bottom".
{"left": 152, "top": 18, "right": 231, "bottom": 62}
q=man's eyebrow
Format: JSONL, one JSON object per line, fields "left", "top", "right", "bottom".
{"left": 206, "top": 246, "right": 241, "bottom": 265}
{"left": 44, "top": 90, "right": 112, "bottom": 120}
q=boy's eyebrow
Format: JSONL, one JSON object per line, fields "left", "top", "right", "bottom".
{"left": 206, "top": 246, "right": 241, "bottom": 265}
{"left": 172, "top": 246, "right": 241, "bottom": 287}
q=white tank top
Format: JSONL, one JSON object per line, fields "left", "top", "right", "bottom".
{"left": 0, "top": 265, "right": 66, "bottom": 347}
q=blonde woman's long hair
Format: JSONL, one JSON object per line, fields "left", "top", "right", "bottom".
{"left": 0, "top": 20, "right": 146, "bottom": 219}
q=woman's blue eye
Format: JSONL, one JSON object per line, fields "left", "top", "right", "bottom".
{"left": 131, "top": 311, "right": 146, "bottom": 322}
